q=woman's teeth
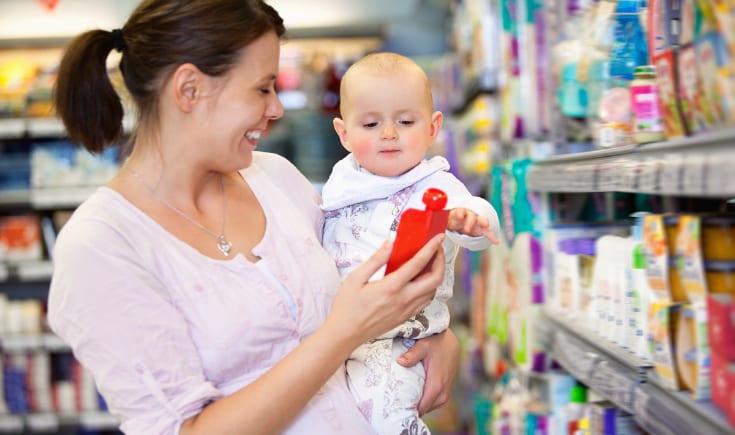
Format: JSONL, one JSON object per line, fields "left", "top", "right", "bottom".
{"left": 246, "top": 131, "right": 261, "bottom": 140}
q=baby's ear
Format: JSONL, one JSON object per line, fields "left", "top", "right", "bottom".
{"left": 332, "top": 118, "right": 351, "bottom": 151}
{"left": 429, "top": 111, "right": 443, "bottom": 138}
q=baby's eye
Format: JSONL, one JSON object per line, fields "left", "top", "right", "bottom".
{"left": 363, "top": 122, "right": 378, "bottom": 128}
{"left": 399, "top": 120, "right": 415, "bottom": 126}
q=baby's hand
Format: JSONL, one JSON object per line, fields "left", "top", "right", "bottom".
{"left": 447, "top": 208, "right": 499, "bottom": 244}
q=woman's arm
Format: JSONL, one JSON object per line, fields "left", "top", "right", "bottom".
{"left": 397, "top": 328, "right": 460, "bottom": 416}
{"left": 180, "top": 235, "right": 446, "bottom": 435}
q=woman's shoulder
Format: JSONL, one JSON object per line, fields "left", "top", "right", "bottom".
{"left": 251, "top": 151, "right": 300, "bottom": 178}
{"left": 54, "top": 188, "right": 140, "bottom": 257}
{"left": 249, "top": 151, "right": 320, "bottom": 202}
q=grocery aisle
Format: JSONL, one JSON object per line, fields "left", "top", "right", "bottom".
{"left": 459, "top": 0, "right": 735, "bottom": 434}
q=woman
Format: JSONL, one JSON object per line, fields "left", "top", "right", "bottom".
{"left": 48, "top": 1, "right": 458, "bottom": 434}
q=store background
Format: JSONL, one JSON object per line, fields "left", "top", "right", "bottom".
{"left": 2, "top": 0, "right": 735, "bottom": 434}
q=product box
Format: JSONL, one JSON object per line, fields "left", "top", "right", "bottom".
{"left": 643, "top": 214, "right": 672, "bottom": 301}
{"left": 707, "top": 293, "right": 735, "bottom": 360}
{"left": 675, "top": 303, "right": 711, "bottom": 399}
{"left": 695, "top": 31, "right": 730, "bottom": 127}
{"left": 0, "top": 215, "right": 42, "bottom": 262}
{"left": 653, "top": 50, "right": 689, "bottom": 138}
{"left": 649, "top": 301, "right": 684, "bottom": 390}
{"left": 710, "top": 349, "right": 735, "bottom": 422}
{"left": 678, "top": 43, "right": 710, "bottom": 134}
{"left": 677, "top": 215, "right": 708, "bottom": 304}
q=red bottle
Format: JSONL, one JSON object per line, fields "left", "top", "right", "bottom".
{"left": 385, "top": 188, "right": 449, "bottom": 275}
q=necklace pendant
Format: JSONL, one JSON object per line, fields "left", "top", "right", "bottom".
{"left": 217, "top": 235, "right": 233, "bottom": 257}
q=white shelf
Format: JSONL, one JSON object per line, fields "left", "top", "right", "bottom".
{"left": 15, "top": 260, "right": 54, "bottom": 282}
{"left": 0, "top": 411, "right": 119, "bottom": 433}
{"left": 0, "top": 333, "right": 68, "bottom": 353}
{"left": 30, "top": 186, "right": 97, "bottom": 210}
{"left": 0, "top": 116, "right": 135, "bottom": 140}
{"left": 527, "top": 128, "right": 735, "bottom": 197}
{"left": 0, "top": 189, "right": 30, "bottom": 207}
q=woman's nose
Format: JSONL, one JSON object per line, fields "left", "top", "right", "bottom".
{"left": 267, "top": 94, "right": 284, "bottom": 120}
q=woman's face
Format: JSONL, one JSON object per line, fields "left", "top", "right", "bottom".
{"left": 202, "top": 31, "right": 284, "bottom": 171}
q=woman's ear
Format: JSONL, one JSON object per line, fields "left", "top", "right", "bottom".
{"left": 333, "top": 117, "right": 352, "bottom": 152}
{"left": 172, "top": 63, "right": 202, "bottom": 113}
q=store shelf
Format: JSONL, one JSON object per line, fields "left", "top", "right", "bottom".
{"left": 542, "top": 309, "right": 734, "bottom": 434}
{"left": 527, "top": 128, "right": 735, "bottom": 197}
{"left": 543, "top": 310, "right": 647, "bottom": 414}
{"left": 633, "top": 377, "right": 733, "bottom": 435}
{"left": 1, "top": 333, "right": 68, "bottom": 353}
{"left": 0, "top": 189, "right": 31, "bottom": 208}
{"left": 0, "top": 411, "right": 119, "bottom": 433}
{"left": 0, "top": 116, "right": 135, "bottom": 140}
{"left": 544, "top": 309, "right": 652, "bottom": 374}
{"left": 30, "top": 186, "right": 97, "bottom": 210}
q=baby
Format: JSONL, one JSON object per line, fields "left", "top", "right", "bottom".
{"left": 321, "top": 52, "right": 499, "bottom": 434}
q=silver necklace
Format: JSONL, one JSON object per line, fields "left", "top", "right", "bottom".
{"left": 129, "top": 168, "right": 233, "bottom": 257}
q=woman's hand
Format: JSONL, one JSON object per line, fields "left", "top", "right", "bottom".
{"left": 397, "top": 329, "right": 459, "bottom": 416}
{"left": 325, "top": 234, "right": 446, "bottom": 349}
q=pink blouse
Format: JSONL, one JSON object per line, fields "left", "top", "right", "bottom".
{"left": 47, "top": 152, "right": 375, "bottom": 434}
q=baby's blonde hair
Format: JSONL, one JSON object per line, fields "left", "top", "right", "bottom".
{"left": 339, "top": 52, "right": 434, "bottom": 117}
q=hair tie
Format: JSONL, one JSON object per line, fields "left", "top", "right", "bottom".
{"left": 111, "top": 28, "right": 126, "bottom": 53}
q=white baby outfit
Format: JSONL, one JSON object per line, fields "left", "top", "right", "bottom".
{"left": 321, "top": 154, "right": 499, "bottom": 435}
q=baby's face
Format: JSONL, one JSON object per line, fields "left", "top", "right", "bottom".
{"left": 337, "top": 71, "right": 441, "bottom": 177}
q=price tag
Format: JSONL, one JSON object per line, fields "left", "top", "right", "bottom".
{"left": 659, "top": 153, "right": 682, "bottom": 194}
{"left": 596, "top": 161, "right": 615, "bottom": 191}
{"left": 638, "top": 158, "right": 660, "bottom": 193}
{"left": 79, "top": 411, "right": 120, "bottom": 429}
{"left": 705, "top": 150, "right": 735, "bottom": 196}
{"left": 26, "top": 413, "right": 58, "bottom": 432}
{"left": 2, "top": 334, "right": 43, "bottom": 352}
{"left": 620, "top": 159, "right": 640, "bottom": 192}
{"left": 681, "top": 154, "right": 705, "bottom": 195}
{"left": 580, "top": 163, "right": 598, "bottom": 191}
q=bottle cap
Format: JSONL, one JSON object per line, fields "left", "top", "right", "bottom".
{"left": 570, "top": 384, "right": 587, "bottom": 403}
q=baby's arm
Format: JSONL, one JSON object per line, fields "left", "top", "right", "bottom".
{"left": 448, "top": 207, "right": 499, "bottom": 243}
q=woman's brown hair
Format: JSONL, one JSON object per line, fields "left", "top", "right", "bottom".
{"left": 53, "top": 0, "right": 285, "bottom": 153}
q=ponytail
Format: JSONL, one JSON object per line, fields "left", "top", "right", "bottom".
{"left": 54, "top": 29, "right": 125, "bottom": 154}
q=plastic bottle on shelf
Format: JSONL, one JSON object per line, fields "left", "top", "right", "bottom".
{"left": 565, "top": 383, "right": 588, "bottom": 434}
{"left": 598, "top": 0, "right": 650, "bottom": 147}
{"left": 630, "top": 65, "right": 666, "bottom": 144}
